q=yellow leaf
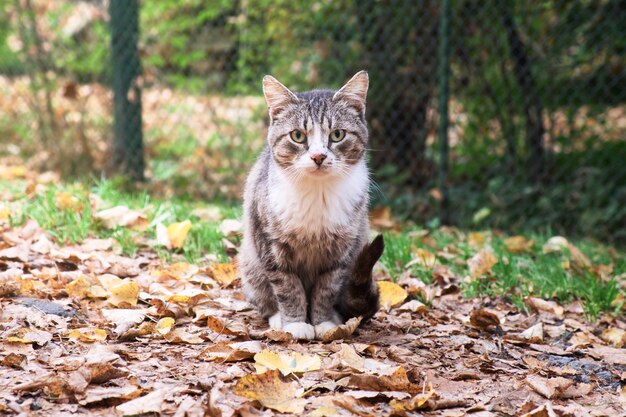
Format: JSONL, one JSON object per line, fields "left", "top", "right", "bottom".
{"left": 206, "top": 262, "right": 239, "bottom": 287}
{"left": 504, "top": 236, "right": 534, "bottom": 253}
{"left": 167, "top": 220, "right": 192, "bottom": 249}
{"left": 390, "top": 385, "right": 437, "bottom": 413}
{"left": 6, "top": 328, "right": 52, "bottom": 346}
{"left": 68, "top": 328, "right": 107, "bottom": 343}
{"left": 601, "top": 328, "right": 625, "bottom": 348}
{"left": 87, "top": 285, "right": 108, "bottom": 299}
{"left": 467, "top": 248, "right": 498, "bottom": 279}
{"left": 377, "top": 281, "right": 408, "bottom": 311}
{"left": 156, "top": 317, "right": 175, "bottom": 335}
{"left": 233, "top": 369, "right": 306, "bottom": 413}
{"left": 254, "top": 350, "right": 321, "bottom": 375}
{"left": 406, "top": 248, "right": 436, "bottom": 268}
{"left": 55, "top": 191, "right": 83, "bottom": 212}
{"left": 163, "top": 329, "right": 203, "bottom": 344}
{"left": 108, "top": 280, "right": 139, "bottom": 307}
{"left": 0, "top": 205, "right": 10, "bottom": 221}
{"left": 66, "top": 275, "right": 91, "bottom": 299}
{"left": 468, "top": 232, "right": 487, "bottom": 248}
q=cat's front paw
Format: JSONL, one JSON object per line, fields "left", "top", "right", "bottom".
{"left": 283, "top": 322, "right": 315, "bottom": 340}
{"left": 268, "top": 312, "right": 282, "bottom": 329}
{"left": 314, "top": 321, "right": 338, "bottom": 339}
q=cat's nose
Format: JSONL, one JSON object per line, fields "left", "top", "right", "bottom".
{"left": 310, "top": 153, "right": 327, "bottom": 166}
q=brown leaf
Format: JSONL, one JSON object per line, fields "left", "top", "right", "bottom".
{"left": 519, "top": 322, "right": 544, "bottom": 343}
{"left": 116, "top": 388, "right": 168, "bottom": 416}
{"left": 467, "top": 249, "right": 498, "bottom": 279}
{"left": 369, "top": 206, "right": 395, "bottom": 230}
{"left": 524, "top": 297, "right": 564, "bottom": 319}
{"left": 206, "top": 262, "right": 239, "bottom": 287}
{"left": 320, "top": 316, "right": 362, "bottom": 342}
{"left": 389, "top": 386, "right": 437, "bottom": 415}
{"left": 504, "top": 236, "right": 534, "bottom": 253}
{"left": 233, "top": 369, "right": 306, "bottom": 413}
{"left": 200, "top": 341, "right": 263, "bottom": 362}
{"left": 600, "top": 327, "right": 626, "bottom": 348}
{"left": 526, "top": 375, "right": 574, "bottom": 399}
{"left": 469, "top": 309, "right": 500, "bottom": 330}
{"left": 347, "top": 366, "right": 419, "bottom": 394}
{"left": 206, "top": 316, "right": 249, "bottom": 337}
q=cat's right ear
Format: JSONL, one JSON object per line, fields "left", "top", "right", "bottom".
{"left": 263, "top": 75, "right": 299, "bottom": 120}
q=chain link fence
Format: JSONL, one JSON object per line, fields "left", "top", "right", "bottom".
{"left": 1, "top": 0, "right": 625, "bottom": 242}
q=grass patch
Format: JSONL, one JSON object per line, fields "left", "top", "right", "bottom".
{"left": 382, "top": 228, "right": 624, "bottom": 320}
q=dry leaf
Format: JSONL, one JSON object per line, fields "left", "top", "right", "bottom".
{"left": 206, "top": 262, "right": 239, "bottom": 287}
{"left": 116, "top": 389, "right": 167, "bottom": 416}
{"left": 167, "top": 220, "right": 192, "bottom": 249}
{"left": 369, "top": 206, "right": 395, "bottom": 229}
{"left": 254, "top": 350, "right": 321, "bottom": 375}
{"left": 7, "top": 328, "right": 52, "bottom": 346}
{"left": 233, "top": 369, "right": 306, "bottom": 413}
{"left": 55, "top": 191, "right": 83, "bottom": 212}
{"left": 163, "top": 329, "right": 203, "bottom": 344}
{"left": 377, "top": 281, "right": 408, "bottom": 310}
{"left": 504, "top": 236, "right": 534, "bottom": 253}
{"left": 96, "top": 206, "right": 149, "bottom": 231}
{"left": 389, "top": 386, "right": 437, "bottom": 414}
{"left": 200, "top": 341, "right": 263, "bottom": 362}
{"left": 320, "top": 316, "right": 362, "bottom": 342}
{"left": 219, "top": 219, "right": 243, "bottom": 236}
{"left": 468, "top": 232, "right": 487, "bottom": 248}
{"left": 347, "top": 366, "right": 419, "bottom": 393}
{"left": 542, "top": 236, "right": 569, "bottom": 254}
{"left": 68, "top": 328, "right": 108, "bottom": 343}
{"left": 519, "top": 322, "right": 544, "bottom": 343}
{"left": 206, "top": 316, "right": 248, "bottom": 337}
{"left": 469, "top": 309, "right": 500, "bottom": 329}
{"left": 104, "top": 277, "right": 139, "bottom": 307}
{"left": 525, "top": 297, "right": 564, "bottom": 319}
{"left": 66, "top": 275, "right": 91, "bottom": 299}
{"left": 600, "top": 327, "right": 626, "bottom": 348}
{"left": 467, "top": 248, "right": 498, "bottom": 279}
{"left": 156, "top": 317, "right": 175, "bottom": 335}
{"left": 406, "top": 248, "right": 436, "bottom": 268}
{"left": 398, "top": 300, "right": 428, "bottom": 313}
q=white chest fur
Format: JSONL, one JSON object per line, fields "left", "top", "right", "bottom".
{"left": 268, "top": 160, "right": 368, "bottom": 235}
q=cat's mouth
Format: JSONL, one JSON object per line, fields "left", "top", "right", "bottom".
{"left": 306, "top": 165, "right": 332, "bottom": 177}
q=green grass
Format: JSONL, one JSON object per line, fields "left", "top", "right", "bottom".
{"left": 3, "top": 178, "right": 237, "bottom": 263}
{"left": 381, "top": 228, "right": 625, "bottom": 320}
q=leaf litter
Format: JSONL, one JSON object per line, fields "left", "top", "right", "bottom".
{"left": 0, "top": 219, "right": 624, "bottom": 416}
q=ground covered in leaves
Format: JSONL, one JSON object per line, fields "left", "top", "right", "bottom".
{"left": 1, "top": 188, "right": 625, "bottom": 416}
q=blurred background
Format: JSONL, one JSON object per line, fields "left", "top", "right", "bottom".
{"left": 0, "top": 0, "right": 625, "bottom": 243}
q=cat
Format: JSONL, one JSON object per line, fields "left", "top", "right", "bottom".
{"left": 239, "top": 71, "right": 383, "bottom": 340}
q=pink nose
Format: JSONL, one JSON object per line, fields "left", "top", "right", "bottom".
{"left": 310, "top": 153, "right": 327, "bottom": 166}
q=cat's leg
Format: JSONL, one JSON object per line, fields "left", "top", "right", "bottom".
{"left": 268, "top": 270, "right": 315, "bottom": 340}
{"left": 241, "top": 266, "right": 278, "bottom": 320}
{"left": 310, "top": 267, "right": 346, "bottom": 338}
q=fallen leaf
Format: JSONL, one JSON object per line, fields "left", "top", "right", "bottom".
{"left": 233, "top": 369, "right": 306, "bottom": 413}
{"left": 519, "top": 322, "right": 544, "bottom": 343}
{"left": 163, "top": 329, "right": 203, "bottom": 344}
{"left": 600, "top": 327, "right": 626, "bottom": 348}
{"left": 79, "top": 385, "right": 141, "bottom": 406}
{"left": 200, "top": 341, "right": 263, "bottom": 362}
{"left": 377, "top": 281, "right": 408, "bottom": 310}
{"left": 55, "top": 191, "right": 83, "bottom": 212}
{"left": 206, "top": 316, "right": 248, "bottom": 337}
{"left": 467, "top": 248, "right": 498, "bottom": 279}
{"left": 369, "top": 206, "right": 395, "bottom": 229}
{"left": 320, "top": 316, "right": 362, "bottom": 342}
{"left": 6, "top": 328, "right": 52, "bottom": 346}
{"left": 398, "top": 300, "right": 428, "bottom": 313}
{"left": 504, "top": 236, "right": 534, "bottom": 253}
{"left": 254, "top": 350, "right": 321, "bottom": 375}
{"left": 219, "top": 219, "right": 243, "bottom": 236}
{"left": 66, "top": 275, "right": 92, "bottom": 299}
{"left": 405, "top": 249, "right": 436, "bottom": 268}
{"left": 116, "top": 388, "right": 167, "bottom": 416}
{"left": 525, "top": 297, "right": 564, "bottom": 319}
{"left": 68, "top": 328, "right": 108, "bottom": 343}
{"left": 156, "top": 317, "right": 175, "bottom": 335}
{"left": 469, "top": 309, "right": 500, "bottom": 330}
{"left": 468, "top": 232, "right": 487, "bottom": 248}
{"left": 102, "top": 276, "right": 139, "bottom": 307}
{"left": 347, "top": 366, "right": 419, "bottom": 393}
{"left": 542, "top": 236, "right": 569, "bottom": 254}
{"left": 206, "top": 262, "right": 239, "bottom": 287}
{"left": 167, "top": 220, "right": 192, "bottom": 249}
{"left": 389, "top": 385, "right": 437, "bottom": 414}
{"left": 96, "top": 206, "right": 149, "bottom": 231}
{"left": 526, "top": 375, "right": 573, "bottom": 399}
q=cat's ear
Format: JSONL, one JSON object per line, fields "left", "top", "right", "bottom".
{"left": 333, "top": 70, "right": 368, "bottom": 113}
{"left": 263, "top": 75, "right": 299, "bottom": 119}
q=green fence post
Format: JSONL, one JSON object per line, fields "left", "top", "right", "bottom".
{"left": 437, "top": 0, "right": 451, "bottom": 223}
{"left": 110, "top": 0, "right": 144, "bottom": 181}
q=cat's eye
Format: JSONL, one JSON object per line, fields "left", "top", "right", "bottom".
{"left": 290, "top": 130, "right": 307, "bottom": 143}
{"left": 330, "top": 129, "right": 346, "bottom": 142}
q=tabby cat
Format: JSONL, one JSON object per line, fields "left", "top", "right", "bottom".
{"left": 240, "top": 71, "right": 383, "bottom": 340}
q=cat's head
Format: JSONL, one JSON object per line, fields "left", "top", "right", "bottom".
{"left": 262, "top": 71, "right": 369, "bottom": 179}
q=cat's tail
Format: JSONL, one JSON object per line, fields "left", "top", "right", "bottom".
{"left": 336, "top": 234, "right": 384, "bottom": 322}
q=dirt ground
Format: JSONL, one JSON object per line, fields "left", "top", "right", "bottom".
{"left": 0, "top": 220, "right": 624, "bottom": 416}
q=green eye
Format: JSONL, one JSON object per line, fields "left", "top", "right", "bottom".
{"left": 290, "top": 130, "right": 306, "bottom": 143}
{"left": 330, "top": 129, "right": 346, "bottom": 142}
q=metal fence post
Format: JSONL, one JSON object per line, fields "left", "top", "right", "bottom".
{"left": 110, "top": 0, "right": 144, "bottom": 180}
{"left": 437, "top": 0, "right": 451, "bottom": 224}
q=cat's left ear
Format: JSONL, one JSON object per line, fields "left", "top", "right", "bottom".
{"left": 263, "top": 75, "right": 299, "bottom": 120}
{"left": 333, "top": 70, "right": 368, "bottom": 113}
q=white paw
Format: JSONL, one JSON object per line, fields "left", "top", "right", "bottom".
{"left": 268, "top": 312, "right": 282, "bottom": 329}
{"left": 283, "top": 322, "right": 315, "bottom": 340}
{"left": 314, "top": 321, "right": 338, "bottom": 339}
